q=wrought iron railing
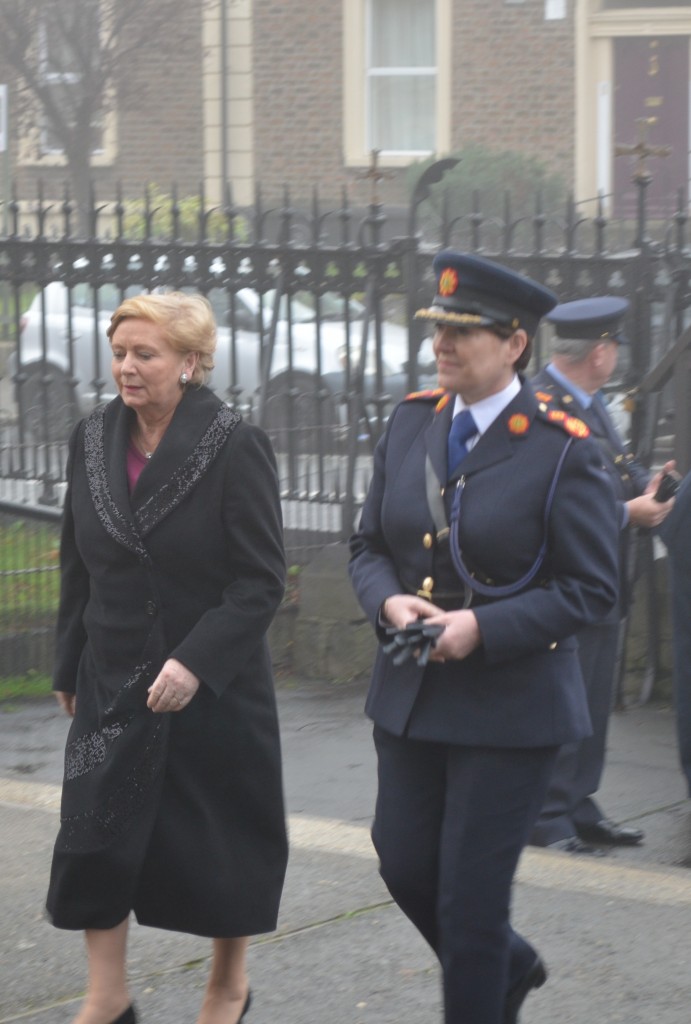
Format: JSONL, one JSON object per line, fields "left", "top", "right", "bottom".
{"left": 1, "top": 171, "right": 691, "bottom": 694}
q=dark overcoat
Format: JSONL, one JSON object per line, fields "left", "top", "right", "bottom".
{"left": 659, "top": 471, "right": 691, "bottom": 793}
{"left": 46, "top": 386, "right": 288, "bottom": 937}
{"left": 349, "top": 380, "right": 619, "bottom": 747}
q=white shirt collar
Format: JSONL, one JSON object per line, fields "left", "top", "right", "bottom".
{"left": 545, "top": 363, "right": 593, "bottom": 408}
{"left": 452, "top": 375, "right": 522, "bottom": 440}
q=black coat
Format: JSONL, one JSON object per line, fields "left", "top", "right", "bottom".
{"left": 47, "top": 386, "right": 288, "bottom": 937}
{"left": 349, "top": 380, "right": 619, "bottom": 747}
{"left": 659, "top": 471, "right": 691, "bottom": 790}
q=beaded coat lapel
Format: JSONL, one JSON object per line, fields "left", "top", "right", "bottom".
{"left": 83, "top": 390, "right": 241, "bottom": 553}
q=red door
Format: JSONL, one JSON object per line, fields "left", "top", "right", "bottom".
{"left": 613, "top": 37, "right": 689, "bottom": 219}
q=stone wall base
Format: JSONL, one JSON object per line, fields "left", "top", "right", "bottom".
{"left": 278, "top": 542, "right": 676, "bottom": 705}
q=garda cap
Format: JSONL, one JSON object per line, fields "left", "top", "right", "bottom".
{"left": 546, "top": 296, "right": 630, "bottom": 345}
{"left": 415, "top": 249, "right": 558, "bottom": 337}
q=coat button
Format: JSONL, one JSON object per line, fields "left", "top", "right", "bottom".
{"left": 423, "top": 533, "right": 433, "bottom": 549}
{"left": 548, "top": 641, "right": 558, "bottom": 650}
{"left": 422, "top": 577, "right": 434, "bottom": 593}
{"left": 145, "top": 600, "right": 157, "bottom": 616}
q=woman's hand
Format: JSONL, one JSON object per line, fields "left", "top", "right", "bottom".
{"left": 382, "top": 594, "right": 445, "bottom": 630}
{"left": 147, "top": 658, "right": 200, "bottom": 713}
{"left": 426, "top": 609, "right": 482, "bottom": 662}
{"left": 54, "top": 691, "right": 76, "bottom": 717}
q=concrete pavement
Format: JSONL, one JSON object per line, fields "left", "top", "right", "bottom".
{"left": 1, "top": 681, "right": 690, "bottom": 1024}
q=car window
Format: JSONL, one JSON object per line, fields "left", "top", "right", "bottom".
{"left": 295, "top": 290, "right": 366, "bottom": 322}
{"left": 71, "top": 283, "right": 131, "bottom": 314}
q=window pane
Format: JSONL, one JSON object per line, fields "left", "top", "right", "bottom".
{"left": 42, "top": 82, "right": 103, "bottom": 154}
{"left": 370, "top": 0, "right": 435, "bottom": 67}
{"left": 43, "top": 3, "right": 100, "bottom": 75}
{"left": 369, "top": 75, "right": 435, "bottom": 152}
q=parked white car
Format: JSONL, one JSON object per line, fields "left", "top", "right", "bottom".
{"left": 11, "top": 281, "right": 436, "bottom": 445}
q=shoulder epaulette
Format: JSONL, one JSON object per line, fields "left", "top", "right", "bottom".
{"left": 537, "top": 406, "right": 590, "bottom": 438}
{"left": 405, "top": 387, "right": 446, "bottom": 402}
{"left": 404, "top": 388, "right": 452, "bottom": 414}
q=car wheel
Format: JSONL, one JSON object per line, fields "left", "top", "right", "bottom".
{"left": 261, "top": 371, "right": 338, "bottom": 454}
{"left": 18, "top": 364, "right": 79, "bottom": 445}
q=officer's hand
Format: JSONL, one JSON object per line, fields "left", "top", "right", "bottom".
{"left": 381, "top": 594, "right": 444, "bottom": 630}
{"left": 628, "top": 460, "right": 677, "bottom": 528}
{"left": 425, "top": 609, "right": 481, "bottom": 662}
{"left": 147, "top": 658, "right": 200, "bottom": 713}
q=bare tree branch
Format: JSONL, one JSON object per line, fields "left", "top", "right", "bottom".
{"left": 0, "top": 0, "right": 206, "bottom": 227}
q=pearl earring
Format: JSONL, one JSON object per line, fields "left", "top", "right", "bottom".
{"left": 180, "top": 372, "right": 189, "bottom": 385}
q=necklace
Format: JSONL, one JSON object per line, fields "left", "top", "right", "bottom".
{"left": 133, "top": 424, "right": 156, "bottom": 460}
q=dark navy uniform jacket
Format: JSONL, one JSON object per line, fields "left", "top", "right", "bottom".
{"left": 349, "top": 379, "right": 619, "bottom": 749}
{"left": 531, "top": 367, "right": 649, "bottom": 521}
{"left": 531, "top": 366, "right": 649, "bottom": 614}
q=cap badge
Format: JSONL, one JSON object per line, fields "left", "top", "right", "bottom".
{"left": 507, "top": 413, "right": 529, "bottom": 435}
{"left": 438, "top": 268, "right": 459, "bottom": 297}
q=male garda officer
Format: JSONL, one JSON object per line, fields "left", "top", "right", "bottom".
{"left": 530, "top": 296, "right": 676, "bottom": 854}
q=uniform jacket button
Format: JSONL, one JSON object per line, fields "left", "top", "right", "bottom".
{"left": 423, "top": 533, "right": 433, "bottom": 549}
{"left": 145, "top": 600, "right": 157, "bottom": 616}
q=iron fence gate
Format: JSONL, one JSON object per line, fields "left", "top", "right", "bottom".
{"left": 1, "top": 170, "right": 691, "bottom": 695}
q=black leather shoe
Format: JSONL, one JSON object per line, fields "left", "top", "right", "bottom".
{"left": 576, "top": 819, "right": 644, "bottom": 846}
{"left": 504, "top": 955, "right": 547, "bottom": 1024}
{"left": 548, "top": 836, "right": 608, "bottom": 856}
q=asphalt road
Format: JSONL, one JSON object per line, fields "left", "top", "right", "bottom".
{"left": 1, "top": 682, "right": 690, "bottom": 1024}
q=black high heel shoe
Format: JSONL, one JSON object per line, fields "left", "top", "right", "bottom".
{"left": 109, "top": 1006, "right": 136, "bottom": 1024}
{"left": 239, "top": 989, "right": 252, "bottom": 1021}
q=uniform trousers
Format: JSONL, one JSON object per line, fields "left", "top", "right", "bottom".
{"left": 372, "top": 725, "right": 558, "bottom": 1024}
{"left": 531, "top": 620, "right": 620, "bottom": 844}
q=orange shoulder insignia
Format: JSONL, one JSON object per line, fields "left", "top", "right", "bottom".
{"left": 545, "top": 408, "right": 590, "bottom": 438}
{"left": 534, "top": 391, "right": 554, "bottom": 403}
{"left": 405, "top": 387, "right": 445, "bottom": 402}
{"left": 563, "top": 415, "right": 590, "bottom": 438}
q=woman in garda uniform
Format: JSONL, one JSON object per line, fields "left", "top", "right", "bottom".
{"left": 349, "top": 251, "right": 619, "bottom": 1024}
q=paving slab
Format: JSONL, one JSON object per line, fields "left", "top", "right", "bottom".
{"left": 1, "top": 683, "right": 690, "bottom": 1024}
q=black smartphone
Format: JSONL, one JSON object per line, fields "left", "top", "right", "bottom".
{"left": 654, "top": 472, "right": 681, "bottom": 503}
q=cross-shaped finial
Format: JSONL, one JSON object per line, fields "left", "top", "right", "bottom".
{"left": 357, "top": 149, "right": 395, "bottom": 205}
{"left": 615, "top": 117, "right": 672, "bottom": 183}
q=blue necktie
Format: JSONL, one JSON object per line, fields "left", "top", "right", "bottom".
{"left": 447, "top": 409, "right": 478, "bottom": 477}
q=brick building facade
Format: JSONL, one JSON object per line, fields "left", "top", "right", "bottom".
{"left": 246, "top": 0, "right": 576, "bottom": 212}
{"left": 241, "top": 0, "right": 690, "bottom": 219}
{"left": 1, "top": 1, "right": 205, "bottom": 220}
{"left": 1, "top": 1, "right": 689, "bottom": 225}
